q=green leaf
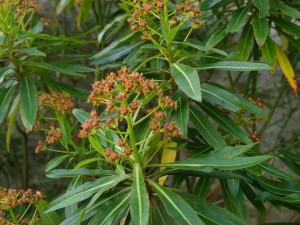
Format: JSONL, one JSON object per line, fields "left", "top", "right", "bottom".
{"left": 194, "top": 177, "right": 211, "bottom": 198}
{"left": 41, "top": 79, "right": 89, "bottom": 100}
{"left": 261, "top": 37, "right": 277, "bottom": 73}
{"left": 197, "top": 61, "right": 272, "bottom": 71}
{"left": 167, "top": 24, "right": 181, "bottom": 43}
{"left": 61, "top": 188, "right": 130, "bottom": 225}
{"left": 256, "top": 176, "right": 300, "bottom": 195}
{"left": 190, "top": 106, "right": 227, "bottom": 150}
{"left": 0, "top": 32, "right": 4, "bottom": 44}
{"left": 73, "top": 158, "right": 101, "bottom": 170}
{"left": 149, "top": 181, "right": 205, "bottom": 225}
{"left": 151, "top": 155, "right": 272, "bottom": 171}
{"left": 236, "top": 23, "right": 254, "bottom": 61}
{"left": 205, "top": 24, "right": 228, "bottom": 49}
{"left": 170, "top": 63, "right": 201, "bottom": 102}
{"left": 19, "top": 77, "right": 38, "bottom": 130}
{"left": 254, "top": 0, "right": 270, "bottom": 18}
{"left": 73, "top": 108, "right": 91, "bottom": 123}
{"left": 257, "top": 163, "right": 296, "bottom": 183}
{"left": 89, "top": 136, "right": 106, "bottom": 158}
{"left": 199, "top": 102, "right": 252, "bottom": 144}
{"left": 252, "top": 15, "right": 269, "bottom": 46}
{"left": 271, "top": 16, "right": 300, "bottom": 39}
{"left": 65, "top": 176, "right": 82, "bottom": 219}
{"left": 58, "top": 115, "right": 71, "bottom": 145}
{"left": 221, "top": 180, "right": 247, "bottom": 218}
{"left": 257, "top": 192, "right": 300, "bottom": 204}
{"left": 45, "top": 155, "right": 69, "bottom": 173}
{"left": 227, "top": 7, "right": 249, "bottom": 33}
{"left": 47, "top": 175, "right": 128, "bottom": 212}
{"left": 271, "top": 2, "right": 300, "bottom": 19}
{"left": 18, "top": 47, "right": 46, "bottom": 57}
{"left": 0, "top": 86, "right": 15, "bottom": 124}
{"left": 179, "top": 192, "right": 248, "bottom": 225}
{"left": 202, "top": 83, "right": 242, "bottom": 112}
{"left": 213, "top": 143, "right": 257, "bottom": 159}
{"left": 240, "top": 181, "right": 266, "bottom": 215}
{"left": 38, "top": 200, "right": 62, "bottom": 225}
{"left": 92, "top": 43, "right": 142, "bottom": 65}
{"left": 98, "top": 15, "right": 126, "bottom": 43}
{"left": 131, "top": 163, "right": 149, "bottom": 225}
{"left": 6, "top": 94, "right": 19, "bottom": 151}
{"left": 171, "top": 91, "right": 189, "bottom": 138}
{"left": 0, "top": 67, "right": 13, "bottom": 83}
{"left": 27, "top": 62, "right": 86, "bottom": 77}
{"left": 233, "top": 94, "right": 268, "bottom": 120}
{"left": 88, "top": 193, "right": 130, "bottom": 225}
{"left": 56, "top": 0, "right": 72, "bottom": 14}
{"left": 46, "top": 168, "right": 114, "bottom": 179}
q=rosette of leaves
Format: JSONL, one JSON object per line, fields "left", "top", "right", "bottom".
{"left": 37, "top": 67, "right": 277, "bottom": 225}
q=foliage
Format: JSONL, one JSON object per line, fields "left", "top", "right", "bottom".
{"left": 0, "top": 0, "right": 300, "bottom": 224}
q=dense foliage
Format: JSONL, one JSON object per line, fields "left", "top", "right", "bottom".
{"left": 1, "top": 0, "right": 300, "bottom": 224}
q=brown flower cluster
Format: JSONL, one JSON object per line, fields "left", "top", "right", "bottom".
{"left": 25, "top": 119, "right": 40, "bottom": 134}
{"left": 105, "top": 140, "right": 133, "bottom": 161}
{"left": 0, "top": 187, "right": 44, "bottom": 225}
{"left": 150, "top": 111, "right": 165, "bottom": 132}
{"left": 88, "top": 67, "right": 166, "bottom": 116}
{"left": 20, "top": 0, "right": 43, "bottom": 10}
{"left": 163, "top": 121, "right": 183, "bottom": 139}
{"left": 127, "top": 0, "right": 164, "bottom": 39}
{"left": 46, "top": 128, "right": 62, "bottom": 144}
{"left": 39, "top": 92, "right": 74, "bottom": 113}
{"left": 0, "top": 187, "right": 45, "bottom": 209}
{"left": 250, "top": 131, "right": 261, "bottom": 142}
{"left": 176, "top": 0, "right": 205, "bottom": 28}
{"left": 78, "top": 111, "right": 101, "bottom": 138}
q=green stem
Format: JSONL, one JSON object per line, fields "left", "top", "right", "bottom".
{"left": 126, "top": 115, "right": 140, "bottom": 163}
{"left": 9, "top": 210, "right": 20, "bottom": 225}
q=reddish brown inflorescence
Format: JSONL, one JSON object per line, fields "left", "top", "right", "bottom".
{"left": 39, "top": 92, "right": 74, "bottom": 113}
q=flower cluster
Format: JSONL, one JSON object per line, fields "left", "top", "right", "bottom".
{"left": 163, "top": 121, "right": 183, "bottom": 139}
{"left": 127, "top": 0, "right": 164, "bottom": 39}
{"left": 105, "top": 139, "right": 133, "bottom": 162}
{"left": 34, "top": 140, "right": 45, "bottom": 153}
{"left": 0, "top": 187, "right": 44, "bottom": 225}
{"left": 46, "top": 128, "right": 62, "bottom": 144}
{"left": 39, "top": 92, "right": 74, "bottom": 113}
{"left": 20, "top": 0, "right": 43, "bottom": 10}
{"left": 78, "top": 111, "right": 101, "bottom": 138}
{"left": 176, "top": 0, "right": 205, "bottom": 28}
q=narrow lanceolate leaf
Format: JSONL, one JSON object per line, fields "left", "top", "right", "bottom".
{"left": 233, "top": 94, "right": 268, "bottom": 120}
{"left": 261, "top": 37, "right": 277, "bottom": 74}
{"left": 19, "top": 47, "right": 46, "bottom": 57}
{"left": 151, "top": 155, "right": 272, "bottom": 171}
{"left": 197, "top": 61, "right": 272, "bottom": 71}
{"left": 276, "top": 44, "right": 298, "bottom": 94}
{"left": 0, "top": 86, "right": 15, "bottom": 124}
{"left": 205, "top": 24, "right": 228, "bottom": 49}
{"left": 20, "top": 77, "right": 38, "bottom": 130}
{"left": 88, "top": 193, "right": 130, "bottom": 225}
{"left": 47, "top": 175, "right": 128, "bottom": 212}
{"left": 159, "top": 142, "right": 178, "bottom": 185}
{"left": 271, "top": 2, "right": 300, "bottom": 19}
{"left": 45, "top": 155, "right": 68, "bottom": 172}
{"left": 149, "top": 181, "right": 204, "bottom": 225}
{"left": 179, "top": 192, "right": 247, "bottom": 225}
{"left": 199, "top": 102, "right": 252, "bottom": 144}
{"left": 254, "top": 0, "right": 270, "bottom": 18}
{"left": 38, "top": 200, "right": 62, "bottom": 225}
{"left": 252, "top": 15, "right": 269, "bottom": 47}
{"left": 271, "top": 16, "right": 300, "bottom": 39}
{"left": 171, "top": 91, "right": 189, "bottom": 138}
{"left": 190, "top": 106, "right": 227, "bottom": 150}
{"left": 131, "top": 163, "right": 149, "bottom": 225}
{"left": 213, "top": 143, "right": 257, "bottom": 159}
{"left": 237, "top": 23, "right": 254, "bottom": 61}
{"left": 202, "top": 83, "right": 242, "bottom": 112}
{"left": 227, "top": 7, "right": 249, "bottom": 33}
{"left": 170, "top": 63, "right": 201, "bottom": 102}
{"left": 98, "top": 15, "right": 125, "bottom": 43}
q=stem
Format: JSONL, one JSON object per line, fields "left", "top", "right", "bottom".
{"left": 126, "top": 115, "right": 140, "bottom": 163}
{"left": 9, "top": 210, "right": 20, "bottom": 225}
